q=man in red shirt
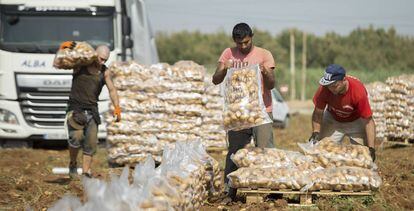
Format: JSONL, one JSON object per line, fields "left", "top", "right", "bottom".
{"left": 212, "top": 23, "right": 276, "bottom": 201}
{"left": 309, "top": 64, "right": 376, "bottom": 160}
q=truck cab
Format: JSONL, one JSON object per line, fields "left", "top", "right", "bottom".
{"left": 0, "top": 0, "right": 158, "bottom": 145}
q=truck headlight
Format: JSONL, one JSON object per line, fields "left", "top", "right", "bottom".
{"left": 0, "top": 109, "right": 19, "bottom": 125}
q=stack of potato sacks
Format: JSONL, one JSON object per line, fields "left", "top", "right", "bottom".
{"left": 201, "top": 78, "right": 226, "bottom": 149}
{"left": 384, "top": 75, "right": 414, "bottom": 140}
{"left": 228, "top": 138, "right": 381, "bottom": 192}
{"left": 365, "top": 82, "right": 389, "bottom": 139}
{"left": 106, "top": 61, "right": 206, "bottom": 165}
{"left": 49, "top": 141, "right": 220, "bottom": 211}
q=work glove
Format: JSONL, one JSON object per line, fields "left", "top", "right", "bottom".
{"left": 59, "top": 41, "right": 77, "bottom": 50}
{"left": 369, "top": 147, "right": 376, "bottom": 162}
{"left": 113, "top": 106, "right": 121, "bottom": 122}
{"left": 308, "top": 132, "right": 320, "bottom": 144}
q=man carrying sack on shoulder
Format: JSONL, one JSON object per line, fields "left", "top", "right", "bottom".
{"left": 54, "top": 41, "right": 121, "bottom": 179}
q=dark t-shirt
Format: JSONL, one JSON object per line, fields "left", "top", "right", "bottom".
{"left": 68, "top": 65, "right": 106, "bottom": 124}
{"left": 69, "top": 65, "right": 106, "bottom": 107}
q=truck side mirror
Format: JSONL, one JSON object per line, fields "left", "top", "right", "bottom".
{"left": 122, "top": 16, "right": 131, "bottom": 36}
{"left": 123, "top": 37, "right": 133, "bottom": 48}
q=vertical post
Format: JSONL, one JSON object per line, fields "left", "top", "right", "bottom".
{"left": 301, "top": 31, "right": 307, "bottom": 101}
{"left": 290, "top": 29, "right": 296, "bottom": 100}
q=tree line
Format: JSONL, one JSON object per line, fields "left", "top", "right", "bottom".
{"left": 155, "top": 26, "right": 414, "bottom": 72}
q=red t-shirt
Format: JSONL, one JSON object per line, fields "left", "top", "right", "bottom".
{"left": 313, "top": 76, "right": 372, "bottom": 122}
{"left": 218, "top": 46, "right": 275, "bottom": 112}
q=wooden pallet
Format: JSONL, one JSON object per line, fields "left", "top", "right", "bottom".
{"left": 238, "top": 188, "right": 372, "bottom": 206}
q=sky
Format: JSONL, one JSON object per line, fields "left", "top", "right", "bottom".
{"left": 146, "top": 0, "right": 414, "bottom": 36}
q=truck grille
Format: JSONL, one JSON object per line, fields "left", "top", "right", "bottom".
{"left": 19, "top": 91, "right": 69, "bottom": 128}
{"left": 16, "top": 73, "right": 72, "bottom": 129}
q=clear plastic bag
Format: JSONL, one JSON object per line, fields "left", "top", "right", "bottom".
{"left": 223, "top": 64, "right": 272, "bottom": 131}
{"left": 227, "top": 166, "right": 310, "bottom": 190}
{"left": 157, "top": 142, "right": 206, "bottom": 210}
{"left": 48, "top": 195, "right": 82, "bottom": 211}
{"left": 54, "top": 42, "right": 97, "bottom": 69}
{"left": 231, "top": 147, "right": 315, "bottom": 168}
{"left": 298, "top": 138, "right": 377, "bottom": 170}
{"left": 304, "top": 166, "right": 382, "bottom": 191}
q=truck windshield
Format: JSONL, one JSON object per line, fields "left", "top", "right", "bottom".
{"left": 0, "top": 7, "right": 114, "bottom": 53}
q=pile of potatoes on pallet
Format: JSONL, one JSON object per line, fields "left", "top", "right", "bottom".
{"left": 228, "top": 138, "right": 381, "bottom": 191}
{"left": 53, "top": 41, "right": 97, "bottom": 69}
{"left": 384, "top": 75, "right": 414, "bottom": 140}
{"left": 106, "top": 61, "right": 208, "bottom": 165}
{"left": 365, "top": 82, "right": 389, "bottom": 139}
{"left": 366, "top": 74, "right": 414, "bottom": 141}
{"left": 201, "top": 78, "right": 227, "bottom": 148}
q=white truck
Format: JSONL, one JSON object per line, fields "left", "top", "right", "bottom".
{"left": 0, "top": 0, "right": 159, "bottom": 146}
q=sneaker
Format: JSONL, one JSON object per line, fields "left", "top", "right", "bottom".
{"left": 68, "top": 161, "right": 78, "bottom": 179}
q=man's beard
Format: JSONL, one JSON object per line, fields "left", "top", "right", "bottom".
{"left": 240, "top": 45, "right": 252, "bottom": 54}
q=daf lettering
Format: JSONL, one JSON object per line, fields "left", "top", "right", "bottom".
{"left": 43, "top": 79, "right": 71, "bottom": 86}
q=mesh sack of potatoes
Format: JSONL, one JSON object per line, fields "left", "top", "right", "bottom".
{"left": 223, "top": 64, "right": 272, "bottom": 131}
{"left": 227, "top": 166, "right": 311, "bottom": 190}
{"left": 107, "top": 140, "right": 163, "bottom": 164}
{"left": 231, "top": 147, "right": 316, "bottom": 168}
{"left": 106, "top": 61, "right": 208, "bottom": 165}
{"left": 159, "top": 143, "right": 209, "bottom": 210}
{"left": 157, "top": 92, "right": 204, "bottom": 105}
{"left": 298, "top": 137, "right": 376, "bottom": 170}
{"left": 108, "top": 152, "right": 162, "bottom": 165}
{"left": 132, "top": 156, "right": 186, "bottom": 210}
{"left": 140, "top": 176, "right": 186, "bottom": 210}
{"left": 140, "top": 142, "right": 219, "bottom": 209}
{"left": 366, "top": 82, "right": 390, "bottom": 139}
{"left": 169, "top": 61, "right": 206, "bottom": 82}
{"left": 112, "top": 111, "right": 202, "bottom": 125}
{"left": 106, "top": 133, "right": 158, "bottom": 145}
{"left": 201, "top": 78, "right": 227, "bottom": 149}
{"left": 384, "top": 74, "right": 414, "bottom": 139}
{"left": 174, "top": 141, "right": 223, "bottom": 197}
{"left": 305, "top": 166, "right": 382, "bottom": 191}
{"left": 54, "top": 41, "right": 97, "bottom": 69}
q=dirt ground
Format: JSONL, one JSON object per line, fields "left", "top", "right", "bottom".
{"left": 0, "top": 114, "right": 413, "bottom": 210}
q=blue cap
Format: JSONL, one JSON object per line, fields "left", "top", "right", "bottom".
{"left": 319, "top": 64, "right": 346, "bottom": 86}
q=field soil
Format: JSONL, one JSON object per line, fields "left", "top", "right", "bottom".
{"left": 0, "top": 114, "right": 413, "bottom": 210}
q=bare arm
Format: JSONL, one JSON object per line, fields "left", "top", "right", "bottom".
{"left": 312, "top": 107, "right": 324, "bottom": 133}
{"left": 261, "top": 65, "right": 275, "bottom": 90}
{"left": 362, "top": 117, "right": 376, "bottom": 148}
{"left": 104, "top": 70, "right": 119, "bottom": 107}
{"left": 212, "top": 61, "right": 230, "bottom": 85}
